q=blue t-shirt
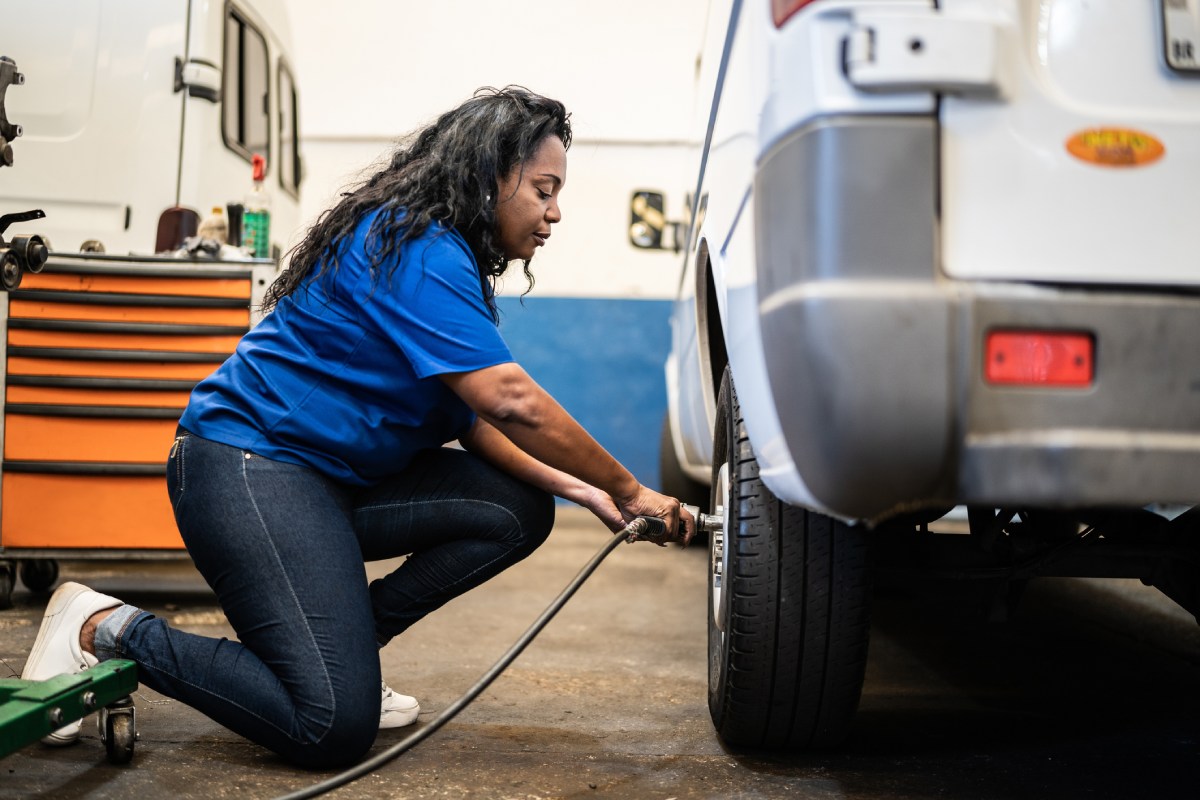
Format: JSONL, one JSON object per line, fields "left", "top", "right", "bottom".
{"left": 180, "top": 212, "right": 512, "bottom": 485}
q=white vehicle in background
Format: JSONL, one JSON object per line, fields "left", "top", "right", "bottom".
{"left": 0, "top": 0, "right": 302, "bottom": 256}
{"left": 662, "top": 0, "right": 1200, "bottom": 750}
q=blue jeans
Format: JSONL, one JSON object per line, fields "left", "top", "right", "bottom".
{"left": 95, "top": 430, "right": 553, "bottom": 768}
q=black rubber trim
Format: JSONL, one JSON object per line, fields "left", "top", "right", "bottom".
{"left": 0, "top": 548, "right": 188, "bottom": 559}
{"left": 188, "top": 84, "right": 221, "bottom": 103}
{"left": 9, "top": 289, "right": 248, "bottom": 308}
{"left": 8, "top": 346, "right": 228, "bottom": 363}
{"left": 7, "top": 318, "right": 249, "bottom": 336}
{"left": 4, "top": 404, "right": 184, "bottom": 419}
{"left": 2, "top": 461, "right": 166, "bottom": 476}
{"left": 5, "top": 375, "right": 199, "bottom": 391}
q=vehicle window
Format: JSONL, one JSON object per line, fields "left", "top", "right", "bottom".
{"left": 222, "top": 7, "right": 270, "bottom": 165}
{"left": 278, "top": 60, "right": 301, "bottom": 197}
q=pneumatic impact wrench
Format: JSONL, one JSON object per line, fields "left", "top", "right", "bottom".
{"left": 626, "top": 503, "right": 722, "bottom": 546}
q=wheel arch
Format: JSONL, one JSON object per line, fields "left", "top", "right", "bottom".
{"left": 694, "top": 239, "right": 729, "bottom": 419}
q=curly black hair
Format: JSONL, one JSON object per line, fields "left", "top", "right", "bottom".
{"left": 263, "top": 86, "right": 572, "bottom": 317}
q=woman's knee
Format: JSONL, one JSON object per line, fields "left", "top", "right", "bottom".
{"left": 289, "top": 705, "right": 378, "bottom": 769}
{"left": 491, "top": 483, "right": 553, "bottom": 556}
{"left": 462, "top": 454, "right": 555, "bottom": 552}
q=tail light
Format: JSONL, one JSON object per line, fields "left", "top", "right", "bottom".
{"left": 772, "top": 0, "right": 820, "bottom": 28}
{"left": 984, "top": 331, "right": 1095, "bottom": 388}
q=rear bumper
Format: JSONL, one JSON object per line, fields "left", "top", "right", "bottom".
{"left": 959, "top": 287, "right": 1200, "bottom": 508}
{"left": 759, "top": 279, "right": 1200, "bottom": 519}
{"left": 753, "top": 117, "right": 1200, "bottom": 520}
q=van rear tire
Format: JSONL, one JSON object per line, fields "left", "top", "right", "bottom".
{"left": 707, "top": 366, "right": 871, "bottom": 749}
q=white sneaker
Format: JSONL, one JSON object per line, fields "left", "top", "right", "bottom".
{"left": 379, "top": 680, "right": 419, "bottom": 729}
{"left": 22, "top": 581, "right": 122, "bottom": 745}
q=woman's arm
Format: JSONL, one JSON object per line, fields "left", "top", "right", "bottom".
{"left": 459, "top": 417, "right": 624, "bottom": 531}
{"left": 441, "top": 362, "right": 693, "bottom": 543}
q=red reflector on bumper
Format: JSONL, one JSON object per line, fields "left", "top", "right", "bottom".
{"left": 985, "top": 331, "right": 1094, "bottom": 387}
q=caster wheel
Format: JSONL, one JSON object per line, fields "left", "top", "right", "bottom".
{"left": 19, "top": 559, "right": 58, "bottom": 593}
{"left": 100, "top": 697, "right": 137, "bottom": 765}
{"left": 0, "top": 562, "right": 13, "bottom": 610}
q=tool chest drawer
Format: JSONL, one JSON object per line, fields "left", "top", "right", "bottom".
{"left": 0, "top": 254, "right": 274, "bottom": 552}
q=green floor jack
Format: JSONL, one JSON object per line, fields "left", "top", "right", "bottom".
{"left": 0, "top": 659, "right": 139, "bottom": 763}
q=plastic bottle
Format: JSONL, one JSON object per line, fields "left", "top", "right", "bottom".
{"left": 197, "top": 206, "right": 228, "bottom": 244}
{"left": 242, "top": 154, "right": 271, "bottom": 258}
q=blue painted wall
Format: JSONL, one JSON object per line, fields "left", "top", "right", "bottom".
{"left": 496, "top": 295, "right": 671, "bottom": 494}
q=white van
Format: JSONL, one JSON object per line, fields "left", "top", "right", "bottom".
{"left": 664, "top": 0, "right": 1200, "bottom": 751}
{"left": 0, "top": 0, "right": 302, "bottom": 256}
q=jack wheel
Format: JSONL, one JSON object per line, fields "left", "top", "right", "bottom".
{"left": 100, "top": 698, "right": 137, "bottom": 764}
{"left": 19, "top": 559, "right": 58, "bottom": 593}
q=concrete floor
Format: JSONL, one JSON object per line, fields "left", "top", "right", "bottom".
{"left": 2, "top": 507, "right": 1200, "bottom": 799}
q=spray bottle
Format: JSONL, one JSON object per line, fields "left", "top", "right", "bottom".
{"left": 242, "top": 153, "right": 271, "bottom": 259}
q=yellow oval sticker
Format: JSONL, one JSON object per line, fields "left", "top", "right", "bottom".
{"left": 1066, "top": 128, "right": 1165, "bottom": 168}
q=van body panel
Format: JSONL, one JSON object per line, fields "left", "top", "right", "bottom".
{"left": 668, "top": 0, "right": 1200, "bottom": 518}
{"left": 940, "top": 0, "right": 1200, "bottom": 286}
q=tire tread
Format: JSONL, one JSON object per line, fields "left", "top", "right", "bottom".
{"left": 708, "top": 368, "right": 871, "bottom": 750}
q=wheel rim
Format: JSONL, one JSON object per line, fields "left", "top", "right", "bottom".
{"left": 710, "top": 461, "right": 730, "bottom": 635}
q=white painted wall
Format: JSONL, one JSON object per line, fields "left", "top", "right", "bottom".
{"left": 288, "top": 0, "right": 706, "bottom": 299}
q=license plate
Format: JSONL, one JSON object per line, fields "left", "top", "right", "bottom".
{"left": 1164, "top": 0, "right": 1200, "bottom": 72}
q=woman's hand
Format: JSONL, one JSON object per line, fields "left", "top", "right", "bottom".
{"left": 616, "top": 484, "right": 695, "bottom": 546}
{"left": 579, "top": 486, "right": 625, "bottom": 532}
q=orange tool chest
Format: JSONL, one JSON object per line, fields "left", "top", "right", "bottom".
{"left": 0, "top": 253, "right": 277, "bottom": 605}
